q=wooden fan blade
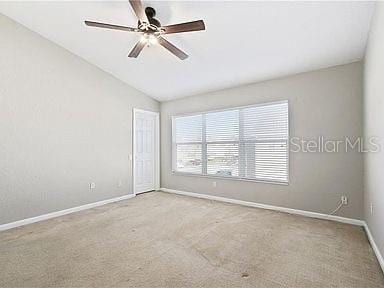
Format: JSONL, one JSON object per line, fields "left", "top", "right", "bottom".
{"left": 128, "top": 40, "right": 146, "bottom": 58}
{"left": 158, "top": 37, "right": 188, "bottom": 60}
{"left": 161, "top": 20, "right": 205, "bottom": 34}
{"left": 85, "top": 21, "right": 138, "bottom": 32}
{"left": 129, "top": 0, "right": 149, "bottom": 23}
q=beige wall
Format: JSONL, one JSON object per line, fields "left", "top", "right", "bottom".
{"left": 161, "top": 62, "right": 364, "bottom": 219}
{"left": 364, "top": 2, "right": 384, "bottom": 261}
{"left": 0, "top": 14, "right": 159, "bottom": 224}
{"left": 0, "top": 11, "right": 367, "bottom": 225}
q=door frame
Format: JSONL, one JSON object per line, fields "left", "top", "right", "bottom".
{"left": 132, "top": 108, "right": 160, "bottom": 195}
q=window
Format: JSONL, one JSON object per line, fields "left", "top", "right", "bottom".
{"left": 172, "top": 101, "right": 289, "bottom": 183}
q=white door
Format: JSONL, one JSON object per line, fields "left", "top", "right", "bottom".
{"left": 133, "top": 109, "right": 159, "bottom": 194}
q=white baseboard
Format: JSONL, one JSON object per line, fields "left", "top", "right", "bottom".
{"left": 364, "top": 222, "right": 384, "bottom": 273}
{"left": 160, "top": 188, "right": 364, "bottom": 226}
{"left": 1, "top": 189, "right": 382, "bottom": 274}
{"left": 0, "top": 194, "right": 135, "bottom": 232}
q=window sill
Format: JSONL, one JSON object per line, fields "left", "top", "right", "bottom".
{"left": 171, "top": 171, "right": 289, "bottom": 186}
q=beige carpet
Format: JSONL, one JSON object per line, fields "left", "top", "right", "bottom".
{"left": 0, "top": 192, "right": 383, "bottom": 288}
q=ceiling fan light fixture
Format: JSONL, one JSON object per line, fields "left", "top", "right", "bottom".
{"left": 140, "top": 34, "right": 148, "bottom": 43}
{"left": 140, "top": 34, "right": 158, "bottom": 46}
{"left": 148, "top": 35, "right": 158, "bottom": 45}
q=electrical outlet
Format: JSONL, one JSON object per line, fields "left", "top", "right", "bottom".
{"left": 118, "top": 180, "right": 123, "bottom": 188}
{"left": 90, "top": 182, "right": 96, "bottom": 190}
{"left": 370, "top": 203, "right": 373, "bottom": 215}
{"left": 341, "top": 195, "right": 348, "bottom": 205}
{"left": 212, "top": 181, "right": 217, "bottom": 188}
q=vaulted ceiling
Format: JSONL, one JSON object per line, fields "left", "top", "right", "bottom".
{"left": 0, "top": 1, "right": 375, "bottom": 101}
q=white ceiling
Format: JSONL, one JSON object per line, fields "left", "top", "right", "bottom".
{"left": 0, "top": 1, "right": 375, "bottom": 101}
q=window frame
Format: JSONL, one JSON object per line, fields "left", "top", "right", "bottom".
{"left": 171, "top": 100, "right": 289, "bottom": 185}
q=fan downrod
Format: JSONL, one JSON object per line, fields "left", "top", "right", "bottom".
{"left": 145, "top": 7, "right": 161, "bottom": 27}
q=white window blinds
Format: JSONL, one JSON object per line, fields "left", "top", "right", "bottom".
{"left": 172, "top": 101, "right": 289, "bottom": 183}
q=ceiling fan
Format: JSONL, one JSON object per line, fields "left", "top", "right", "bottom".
{"left": 84, "top": 0, "right": 205, "bottom": 60}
